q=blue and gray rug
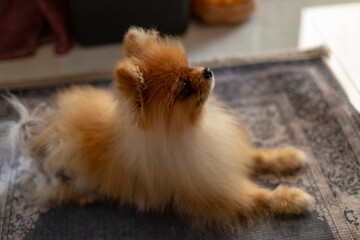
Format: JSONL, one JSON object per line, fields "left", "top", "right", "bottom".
{"left": 0, "top": 56, "right": 359, "bottom": 239}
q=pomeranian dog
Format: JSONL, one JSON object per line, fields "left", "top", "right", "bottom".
{"left": 3, "top": 27, "right": 314, "bottom": 229}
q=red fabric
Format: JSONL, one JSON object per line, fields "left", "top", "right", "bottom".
{"left": 0, "top": 0, "right": 71, "bottom": 60}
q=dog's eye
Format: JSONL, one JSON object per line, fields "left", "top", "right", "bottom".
{"left": 181, "top": 80, "right": 191, "bottom": 97}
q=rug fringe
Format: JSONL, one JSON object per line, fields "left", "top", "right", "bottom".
{"left": 0, "top": 71, "right": 113, "bottom": 91}
{"left": 190, "top": 46, "right": 329, "bottom": 68}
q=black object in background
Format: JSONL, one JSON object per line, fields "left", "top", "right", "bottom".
{"left": 68, "top": 0, "right": 189, "bottom": 46}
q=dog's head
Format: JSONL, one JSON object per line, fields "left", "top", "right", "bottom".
{"left": 115, "top": 27, "right": 214, "bottom": 130}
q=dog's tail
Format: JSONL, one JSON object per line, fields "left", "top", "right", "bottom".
{"left": 0, "top": 94, "right": 47, "bottom": 165}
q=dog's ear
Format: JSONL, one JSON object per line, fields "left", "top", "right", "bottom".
{"left": 123, "top": 27, "right": 159, "bottom": 58}
{"left": 115, "top": 59, "right": 145, "bottom": 107}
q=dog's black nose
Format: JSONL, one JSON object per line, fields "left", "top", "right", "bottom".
{"left": 202, "top": 67, "right": 213, "bottom": 80}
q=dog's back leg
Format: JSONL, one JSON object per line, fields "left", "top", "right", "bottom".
{"left": 241, "top": 184, "right": 314, "bottom": 216}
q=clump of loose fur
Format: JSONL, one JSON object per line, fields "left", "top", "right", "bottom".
{"left": 0, "top": 94, "right": 47, "bottom": 166}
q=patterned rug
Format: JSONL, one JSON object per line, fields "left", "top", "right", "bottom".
{"left": 0, "top": 54, "right": 359, "bottom": 239}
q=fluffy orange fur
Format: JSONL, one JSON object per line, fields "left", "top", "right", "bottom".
{"left": 20, "top": 27, "right": 314, "bottom": 229}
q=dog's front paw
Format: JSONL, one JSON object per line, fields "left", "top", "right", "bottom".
{"left": 272, "top": 147, "right": 308, "bottom": 173}
{"left": 253, "top": 147, "right": 308, "bottom": 174}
